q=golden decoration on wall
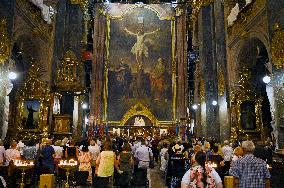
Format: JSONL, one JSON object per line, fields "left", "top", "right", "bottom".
{"left": 0, "top": 19, "right": 10, "bottom": 63}
{"left": 227, "top": 0, "right": 265, "bottom": 39}
{"left": 56, "top": 50, "right": 85, "bottom": 92}
{"left": 17, "top": 61, "right": 50, "bottom": 134}
{"left": 200, "top": 78, "right": 205, "bottom": 102}
{"left": 70, "top": 0, "right": 88, "bottom": 10}
{"left": 218, "top": 68, "right": 225, "bottom": 96}
{"left": 230, "top": 66, "right": 263, "bottom": 139}
{"left": 120, "top": 103, "right": 159, "bottom": 126}
{"left": 191, "top": 0, "right": 214, "bottom": 22}
{"left": 271, "top": 24, "right": 284, "bottom": 69}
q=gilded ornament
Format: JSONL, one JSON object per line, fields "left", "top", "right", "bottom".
{"left": 120, "top": 102, "right": 159, "bottom": 126}
{"left": 227, "top": 0, "right": 265, "bottom": 40}
{"left": 190, "top": 0, "right": 214, "bottom": 22}
{"left": 200, "top": 78, "right": 205, "bottom": 102}
{"left": 70, "top": 0, "right": 88, "bottom": 10}
{"left": 16, "top": 60, "right": 50, "bottom": 133}
{"left": 0, "top": 19, "right": 10, "bottom": 63}
{"left": 218, "top": 68, "right": 225, "bottom": 96}
{"left": 230, "top": 66, "right": 263, "bottom": 139}
{"left": 56, "top": 50, "right": 85, "bottom": 92}
{"left": 271, "top": 24, "right": 284, "bottom": 69}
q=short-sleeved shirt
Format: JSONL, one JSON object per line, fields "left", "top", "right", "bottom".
{"left": 229, "top": 154, "right": 270, "bottom": 188}
{"left": 135, "top": 145, "right": 153, "bottom": 162}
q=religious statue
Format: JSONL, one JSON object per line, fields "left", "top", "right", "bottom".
{"left": 240, "top": 101, "right": 256, "bottom": 130}
{"left": 25, "top": 105, "right": 38, "bottom": 129}
{"left": 124, "top": 27, "right": 160, "bottom": 68}
{"left": 134, "top": 117, "right": 146, "bottom": 126}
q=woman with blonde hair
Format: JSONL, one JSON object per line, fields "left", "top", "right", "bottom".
{"left": 95, "top": 140, "right": 116, "bottom": 188}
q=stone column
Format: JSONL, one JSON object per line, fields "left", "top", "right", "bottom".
{"left": 214, "top": 0, "right": 230, "bottom": 141}
{"left": 52, "top": 0, "right": 84, "bottom": 117}
{"left": 176, "top": 8, "right": 189, "bottom": 120}
{"left": 198, "top": 5, "right": 220, "bottom": 141}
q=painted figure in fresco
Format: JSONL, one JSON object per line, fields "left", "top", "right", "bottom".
{"left": 150, "top": 58, "right": 167, "bottom": 101}
{"left": 26, "top": 105, "right": 37, "bottom": 129}
{"left": 124, "top": 27, "right": 160, "bottom": 68}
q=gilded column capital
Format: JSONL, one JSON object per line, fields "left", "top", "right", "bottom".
{"left": 70, "top": 0, "right": 88, "bottom": 10}
{"left": 191, "top": 0, "right": 214, "bottom": 23}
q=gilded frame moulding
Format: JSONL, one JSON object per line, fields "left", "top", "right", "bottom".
{"left": 119, "top": 102, "right": 159, "bottom": 126}
{"left": 0, "top": 19, "right": 10, "bottom": 64}
{"left": 16, "top": 62, "right": 50, "bottom": 135}
{"left": 271, "top": 24, "right": 284, "bottom": 69}
{"left": 102, "top": 4, "right": 177, "bottom": 125}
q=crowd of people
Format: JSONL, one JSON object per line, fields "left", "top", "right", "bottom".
{"left": 0, "top": 134, "right": 276, "bottom": 188}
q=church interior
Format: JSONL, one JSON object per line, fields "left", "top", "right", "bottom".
{"left": 0, "top": 0, "right": 284, "bottom": 187}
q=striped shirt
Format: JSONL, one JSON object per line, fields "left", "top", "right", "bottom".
{"left": 229, "top": 154, "right": 270, "bottom": 188}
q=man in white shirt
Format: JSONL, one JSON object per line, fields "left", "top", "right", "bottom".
{"left": 135, "top": 139, "right": 153, "bottom": 185}
{"left": 222, "top": 140, "right": 233, "bottom": 174}
{"left": 135, "top": 139, "right": 153, "bottom": 167}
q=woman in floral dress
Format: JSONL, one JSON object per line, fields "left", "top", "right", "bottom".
{"left": 78, "top": 145, "right": 92, "bottom": 183}
{"left": 181, "top": 151, "right": 223, "bottom": 188}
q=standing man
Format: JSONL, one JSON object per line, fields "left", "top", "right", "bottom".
{"left": 41, "top": 139, "right": 55, "bottom": 174}
{"left": 221, "top": 140, "right": 233, "bottom": 174}
{"left": 229, "top": 140, "right": 270, "bottom": 188}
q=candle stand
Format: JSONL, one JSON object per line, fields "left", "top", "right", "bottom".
{"left": 14, "top": 160, "right": 34, "bottom": 188}
{"left": 58, "top": 159, "right": 78, "bottom": 188}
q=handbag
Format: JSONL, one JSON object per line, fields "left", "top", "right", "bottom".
{"left": 148, "top": 148, "right": 154, "bottom": 169}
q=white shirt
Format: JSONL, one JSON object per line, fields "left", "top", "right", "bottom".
{"left": 135, "top": 145, "right": 153, "bottom": 162}
{"left": 0, "top": 146, "right": 5, "bottom": 164}
{"left": 222, "top": 145, "right": 233, "bottom": 161}
{"left": 181, "top": 167, "right": 222, "bottom": 185}
{"left": 5, "top": 148, "right": 21, "bottom": 165}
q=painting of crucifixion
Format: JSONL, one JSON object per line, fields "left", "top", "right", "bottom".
{"left": 107, "top": 5, "right": 174, "bottom": 122}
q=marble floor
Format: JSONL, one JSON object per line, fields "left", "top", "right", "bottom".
{"left": 149, "top": 166, "right": 167, "bottom": 188}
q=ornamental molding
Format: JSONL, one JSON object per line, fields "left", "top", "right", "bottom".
{"left": 120, "top": 102, "right": 159, "bottom": 126}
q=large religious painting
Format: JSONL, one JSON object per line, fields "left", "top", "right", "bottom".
{"left": 105, "top": 4, "right": 175, "bottom": 123}
{"left": 22, "top": 100, "right": 40, "bottom": 129}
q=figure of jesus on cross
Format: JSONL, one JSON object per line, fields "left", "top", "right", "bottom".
{"left": 124, "top": 27, "right": 160, "bottom": 69}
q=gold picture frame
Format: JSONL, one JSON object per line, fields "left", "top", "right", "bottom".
{"left": 100, "top": 4, "right": 177, "bottom": 126}
{"left": 53, "top": 115, "right": 71, "bottom": 134}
